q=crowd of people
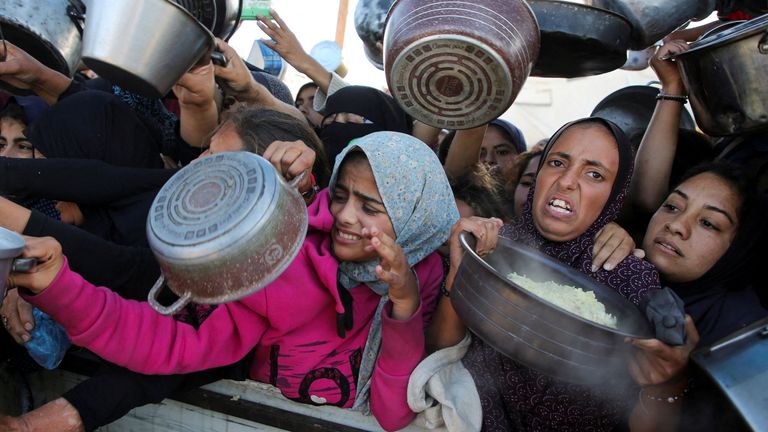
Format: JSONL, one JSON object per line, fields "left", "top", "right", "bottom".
{"left": 1, "top": 4, "right": 766, "bottom": 432}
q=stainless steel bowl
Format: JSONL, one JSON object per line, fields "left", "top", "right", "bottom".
{"left": 452, "top": 232, "right": 653, "bottom": 385}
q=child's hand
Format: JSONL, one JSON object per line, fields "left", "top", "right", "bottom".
{"left": 363, "top": 227, "right": 419, "bottom": 321}
{"left": 7, "top": 236, "right": 64, "bottom": 295}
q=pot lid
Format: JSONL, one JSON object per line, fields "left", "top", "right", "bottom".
{"left": 679, "top": 13, "right": 768, "bottom": 56}
{"left": 0, "top": 227, "right": 25, "bottom": 260}
{"left": 147, "top": 152, "right": 280, "bottom": 252}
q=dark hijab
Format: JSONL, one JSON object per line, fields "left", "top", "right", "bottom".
{"left": 318, "top": 85, "right": 412, "bottom": 167}
{"left": 467, "top": 118, "right": 661, "bottom": 432}
{"left": 489, "top": 118, "right": 527, "bottom": 155}
{"left": 502, "top": 117, "right": 661, "bottom": 305}
{"left": 25, "top": 91, "right": 163, "bottom": 168}
{"left": 666, "top": 165, "right": 768, "bottom": 347}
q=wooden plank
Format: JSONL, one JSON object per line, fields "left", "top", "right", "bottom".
{"left": 335, "top": 0, "right": 350, "bottom": 48}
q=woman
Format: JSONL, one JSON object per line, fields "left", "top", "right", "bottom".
{"left": 5, "top": 131, "right": 459, "bottom": 431}
{"left": 430, "top": 118, "right": 688, "bottom": 431}
{"left": 295, "top": 82, "right": 324, "bottom": 129}
{"left": 641, "top": 162, "right": 767, "bottom": 432}
{"left": 318, "top": 85, "right": 412, "bottom": 167}
{"left": 478, "top": 119, "right": 527, "bottom": 174}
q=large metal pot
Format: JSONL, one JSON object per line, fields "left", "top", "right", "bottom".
{"left": 354, "top": 0, "right": 395, "bottom": 70}
{"left": 0, "top": 0, "right": 83, "bottom": 95}
{"left": 528, "top": 0, "right": 632, "bottom": 78}
{"left": 692, "top": 317, "right": 768, "bottom": 431}
{"left": 80, "top": 0, "right": 215, "bottom": 98}
{"left": 671, "top": 15, "right": 768, "bottom": 137}
{"left": 452, "top": 233, "right": 653, "bottom": 385}
{"left": 172, "top": 0, "right": 242, "bottom": 40}
{"left": 146, "top": 153, "right": 308, "bottom": 315}
{"left": 586, "top": 0, "right": 717, "bottom": 49}
{"left": 384, "top": 0, "right": 539, "bottom": 129}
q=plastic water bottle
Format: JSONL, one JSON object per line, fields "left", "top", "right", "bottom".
{"left": 25, "top": 308, "right": 71, "bottom": 370}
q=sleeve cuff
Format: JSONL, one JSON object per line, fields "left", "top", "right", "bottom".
{"left": 377, "top": 301, "right": 426, "bottom": 376}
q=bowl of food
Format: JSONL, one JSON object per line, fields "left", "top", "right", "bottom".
{"left": 451, "top": 232, "right": 653, "bottom": 385}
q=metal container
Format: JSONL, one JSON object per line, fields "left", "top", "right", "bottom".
{"left": 0, "top": 227, "right": 36, "bottom": 303}
{"left": 0, "top": 0, "right": 83, "bottom": 95}
{"left": 354, "top": 0, "right": 395, "bottom": 70}
{"left": 384, "top": 0, "right": 539, "bottom": 129}
{"left": 586, "top": 0, "right": 716, "bottom": 49}
{"left": 146, "top": 153, "right": 308, "bottom": 315}
{"left": 528, "top": 0, "right": 632, "bottom": 78}
{"left": 80, "top": 0, "right": 215, "bottom": 98}
{"left": 451, "top": 232, "right": 653, "bottom": 385}
{"left": 692, "top": 317, "right": 768, "bottom": 431}
{"left": 671, "top": 15, "right": 768, "bottom": 137}
{"left": 172, "top": 0, "right": 242, "bottom": 40}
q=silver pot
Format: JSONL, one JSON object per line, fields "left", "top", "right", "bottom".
{"left": 0, "top": 0, "right": 83, "bottom": 95}
{"left": 0, "top": 227, "right": 36, "bottom": 304}
{"left": 147, "top": 153, "right": 308, "bottom": 315}
{"left": 452, "top": 233, "right": 653, "bottom": 386}
{"left": 671, "top": 15, "right": 768, "bottom": 137}
{"left": 80, "top": 0, "right": 214, "bottom": 98}
{"left": 171, "top": 0, "right": 242, "bottom": 40}
{"left": 586, "top": 0, "right": 716, "bottom": 49}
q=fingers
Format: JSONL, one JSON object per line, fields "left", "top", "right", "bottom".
{"left": 10, "top": 236, "right": 64, "bottom": 295}
{"left": 592, "top": 222, "right": 636, "bottom": 272}
{"left": 632, "top": 248, "right": 646, "bottom": 259}
{"left": 448, "top": 217, "right": 503, "bottom": 270}
{"left": 263, "top": 140, "right": 315, "bottom": 190}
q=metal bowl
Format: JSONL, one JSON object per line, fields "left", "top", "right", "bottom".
{"left": 452, "top": 232, "right": 653, "bottom": 385}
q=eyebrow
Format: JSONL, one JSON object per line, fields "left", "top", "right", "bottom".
{"left": 671, "top": 189, "right": 736, "bottom": 224}
{"left": 550, "top": 151, "right": 610, "bottom": 171}
{"left": 334, "top": 183, "right": 385, "bottom": 207}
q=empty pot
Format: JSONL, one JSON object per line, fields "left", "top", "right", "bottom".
{"left": 147, "top": 152, "right": 308, "bottom": 315}
{"left": 80, "top": 0, "right": 215, "bottom": 98}
{"left": 384, "top": 0, "right": 539, "bottom": 129}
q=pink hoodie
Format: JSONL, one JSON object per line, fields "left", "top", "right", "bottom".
{"left": 24, "top": 190, "right": 443, "bottom": 431}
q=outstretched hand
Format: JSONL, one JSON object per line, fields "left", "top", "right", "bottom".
{"left": 262, "top": 140, "right": 315, "bottom": 194}
{"left": 627, "top": 315, "right": 700, "bottom": 387}
{"left": 173, "top": 62, "right": 217, "bottom": 108}
{"left": 363, "top": 226, "right": 419, "bottom": 321}
{"left": 651, "top": 40, "right": 690, "bottom": 93}
{"left": 7, "top": 236, "right": 65, "bottom": 295}
{"left": 256, "top": 10, "right": 312, "bottom": 69}
{"left": 0, "top": 41, "right": 71, "bottom": 104}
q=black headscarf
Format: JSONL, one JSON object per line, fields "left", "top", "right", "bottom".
{"left": 667, "top": 172, "right": 768, "bottom": 347}
{"left": 502, "top": 117, "right": 660, "bottom": 306}
{"left": 318, "top": 85, "right": 412, "bottom": 167}
{"left": 25, "top": 91, "right": 163, "bottom": 168}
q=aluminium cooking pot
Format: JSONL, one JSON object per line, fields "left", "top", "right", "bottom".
{"left": 527, "top": 0, "right": 632, "bottom": 78}
{"left": 670, "top": 15, "right": 768, "bottom": 137}
{"left": 0, "top": 0, "right": 83, "bottom": 95}
{"left": 691, "top": 317, "right": 768, "bottom": 431}
{"left": 451, "top": 232, "right": 653, "bottom": 386}
{"left": 80, "top": 0, "right": 215, "bottom": 99}
{"left": 585, "top": 0, "right": 717, "bottom": 50}
{"left": 354, "top": 0, "right": 395, "bottom": 70}
{"left": 146, "top": 152, "right": 308, "bottom": 315}
{"left": 172, "top": 0, "right": 242, "bottom": 40}
{"left": 384, "top": 0, "right": 539, "bottom": 129}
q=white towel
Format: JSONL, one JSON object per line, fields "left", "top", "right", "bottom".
{"left": 407, "top": 334, "right": 482, "bottom": 431}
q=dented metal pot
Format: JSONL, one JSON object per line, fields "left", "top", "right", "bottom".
{"left": 147, "top": 152, "right": 308, "bottom": 315}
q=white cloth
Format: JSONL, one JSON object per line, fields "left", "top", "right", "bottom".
{"left": 312, "top": 71, "right": 351, "bottom": 113}
{"left": 407, "top": 334, "right": 482, "bottom": 431}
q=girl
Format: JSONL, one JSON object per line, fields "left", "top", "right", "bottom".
{"left": 6, "top": 131, "right": 459, "bottom": 431}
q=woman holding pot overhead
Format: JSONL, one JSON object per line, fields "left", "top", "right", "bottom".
{"left": 428, "top": 118, "right": 698, "bottom": 431}
{"left": 4, "top": 131, "right": 459, "bottom": 432}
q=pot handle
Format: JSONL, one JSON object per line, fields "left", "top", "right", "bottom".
{"left": 147, "top": 274, "right": 192, "bottom": 315}
{"left": 66, "top": 0, "right": 86, "bottom": 35}
{"left": 11, "top": 258, "right": 37, "bottom": 273}
{"left": 287, "top": 171, "right": 306, "bottom": 190}
{"left": 759, "top": 31, "right": 768, "bottom": 55}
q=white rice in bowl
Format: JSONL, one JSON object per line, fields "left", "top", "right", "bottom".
{"left": 505, "top": 272, "right": 618, "bottom": 329}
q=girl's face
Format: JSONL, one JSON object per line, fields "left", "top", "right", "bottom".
{"left": 0, "top": 118, "right": 36, "bottom": 159}
{"left": 479, "top": 125, "right": 519, "bottom": 173}
{"left": 643, "top": 173, "right": 741, "bottom": 283}
{"left": 198, "top": 122, "right": 245, "bottom": 158}
{"left": 532, "top": 125, "right": 618, "bottom": 242}
{"left": 295, "top": 87, "right": 323, "bottom": 128}
{"left": 330, "top": 157, "right": 396, "bottom": 262}
{"left": 513, "top": 155, "right": 541, "bottom": 218}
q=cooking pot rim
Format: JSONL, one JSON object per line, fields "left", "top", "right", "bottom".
{"left": 674, "top": 14, "right": 768, "bottom": 57}
{"left": 459, "top": 232, "right": 654, "bottom": 338}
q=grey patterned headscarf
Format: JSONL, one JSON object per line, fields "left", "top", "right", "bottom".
{"left": 330, "top": 131, "right": 459, "bottom": 293}
{"left": 328, "top": 131, "right": 459, "bottom": 412}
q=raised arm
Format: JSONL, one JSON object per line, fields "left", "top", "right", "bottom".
{"left": 0, "top": 41, "right": 72, "bottom": 105}
{"left": 173, "top": 62, "right": 220, "bottom": 148}
{"left": 631, "top": 41, "right": 690, "bottom": 212}
{"left": 443, "top": 126, "right": 488, "bottom": 178}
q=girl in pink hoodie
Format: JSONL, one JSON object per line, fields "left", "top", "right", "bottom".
{"left": 10, "top": 131, "right": 459, "bottom": 431}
